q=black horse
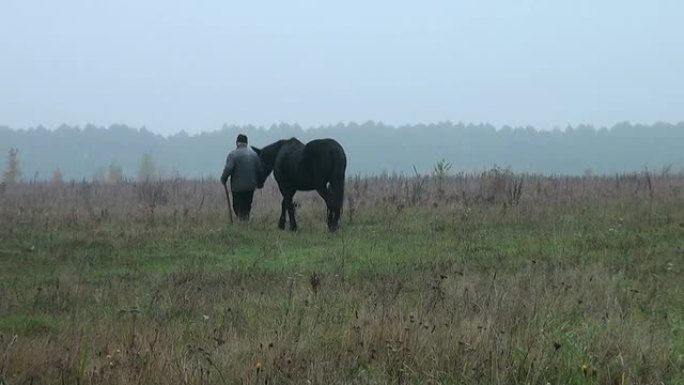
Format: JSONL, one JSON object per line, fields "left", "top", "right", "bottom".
{"left": 252, "top": 138, "right": 346, "bottom": 231}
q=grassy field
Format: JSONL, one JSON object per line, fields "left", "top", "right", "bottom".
{"left": 1, "top": 171, "right": 683, "bottom": 384}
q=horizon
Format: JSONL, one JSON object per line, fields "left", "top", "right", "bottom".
{"left": 2, "top": 119, "right": 683, "bottom": 138}
{"left": 2, "top": 1, "right": 683, "bottom": 136}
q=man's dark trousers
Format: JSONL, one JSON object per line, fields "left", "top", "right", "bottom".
{"left": 232, "top": 190, "right": 254, "bottom": 221}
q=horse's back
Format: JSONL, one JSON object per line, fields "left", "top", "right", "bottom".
{"left": 272, "top": 138, "right": 346, "bottom": 191}
{"left": 304, "top": 139, "right": 346, "bottom": 164}
{"left": 303, "top": 139, "right": 346, "bottom": 174}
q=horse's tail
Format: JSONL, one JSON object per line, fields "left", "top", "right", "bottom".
{"left": 328, "top": 142, "right": 347, "bottom": 229}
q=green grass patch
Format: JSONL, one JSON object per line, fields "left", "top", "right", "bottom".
{"left": 1, "top": 180, "right": 683, "bottom": 384}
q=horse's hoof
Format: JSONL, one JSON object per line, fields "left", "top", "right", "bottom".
{"left": 278, "top": 221, "right": 286, "bottom": 229}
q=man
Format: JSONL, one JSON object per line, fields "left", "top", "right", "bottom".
{"left": 220, "top": 134, "right": 264, "bottom": 221}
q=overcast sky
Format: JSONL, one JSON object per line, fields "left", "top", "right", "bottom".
{"left": 1, "top": 0, "right": 683, "bottom": 135}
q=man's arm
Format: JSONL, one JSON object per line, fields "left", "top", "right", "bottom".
{"left": 220, "top": 154, "right": 235, "bottom": 185}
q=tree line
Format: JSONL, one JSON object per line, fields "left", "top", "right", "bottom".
{"left": 1, "top": 121, "right": 682, "bottom": 181}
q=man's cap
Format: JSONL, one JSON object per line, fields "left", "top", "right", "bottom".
{"left": 236, "top": 134, "right": 248, "bottom": 144}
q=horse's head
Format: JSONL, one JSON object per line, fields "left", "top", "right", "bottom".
{"left": 252, "top": 142, "right": 281, "bottom": 186}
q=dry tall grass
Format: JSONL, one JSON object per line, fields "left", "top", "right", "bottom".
{"left": 0, "top": 171, "right": 682, "bottom": 384}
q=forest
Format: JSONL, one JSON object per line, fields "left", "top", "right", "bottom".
{"left": 1, "top": 121, "right": 683, "bottom": 181}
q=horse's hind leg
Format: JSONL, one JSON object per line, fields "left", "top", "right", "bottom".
{"left": 278, "top": 198, "right": 287, "bottom": 229}
{"left": 316, "top": 187, "right": 328, "bottom": 203}
{"left": 319, "top": 188, "right": 340, "bottom": 232}
{"left": 330, "top": 206, "right": 341, "bottom": 231}
{"left": 327, "top": 209, "right": 335, "bottom": 231}
{"left": 325, "top": 184, "right": 342, "bottom": 232}
{"left": 280, "top": 191, "right": 297, "bottom": 231}
{"left": 317, "top": 187, "right": 334, "bottom": 230}
{"left": 327, "top": 205, "right": 341, "bottom": 232}
{"left": 287, "top": 200, "right": 297, "bottom": 232}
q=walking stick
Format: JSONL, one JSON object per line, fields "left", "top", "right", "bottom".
{"left": 223, "top": 183, "right": 233, "bottom": 224}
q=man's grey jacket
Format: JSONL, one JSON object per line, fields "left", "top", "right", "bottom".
{"left": 220, "top": 146, "right": 264, "bottom": 192}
